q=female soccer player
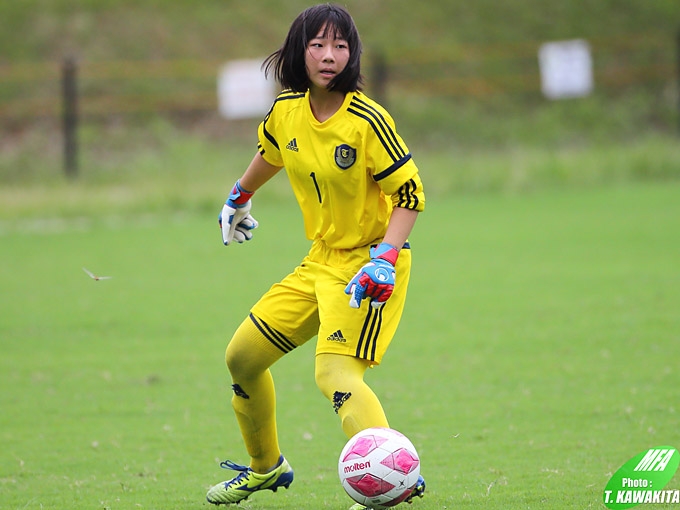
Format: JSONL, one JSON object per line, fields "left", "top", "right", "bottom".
{"left": 206, "top": 4, "right": 426, "bottom": 509}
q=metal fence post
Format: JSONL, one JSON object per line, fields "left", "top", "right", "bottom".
{"left": 62, "top": 56, "right": 78, "bottom": 178}
{"left": 371, "top": 51, "right": 388, "bottom": 108}
{"left": 677, "top": 28, "right": 680, "bottom": 134}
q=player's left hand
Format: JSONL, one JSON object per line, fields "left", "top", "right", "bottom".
{"left": 345, "top": 243, "right": 399, "bottom": 309}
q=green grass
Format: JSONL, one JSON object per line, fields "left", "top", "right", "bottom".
{"left": 3, "top": 2, "right": 679, "bottom": 506}
{"left": 1, "top": 181, "right": 679, "bottom": 509}
{"left": 1, "top": 115, "right": 679, "bottom": 223}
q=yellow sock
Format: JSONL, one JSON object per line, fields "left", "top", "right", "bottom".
{"left": 225, "top": 316, "right": 287, "bottom": 473}
{"left": 315, "top": 353, "right": 389, "bottom": 438}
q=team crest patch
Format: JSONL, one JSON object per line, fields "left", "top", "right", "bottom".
{"left": 334, "top": 144, "right": 356, "bottom": 169}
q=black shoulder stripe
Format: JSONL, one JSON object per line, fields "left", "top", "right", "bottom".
{"left": 262, "top": 92, "right": 305, "bottom": 151}
{"left": 348, "top": 107, "right": 397, "bottom": 162}
{"left": 350, "top": 98, "right": 406, "bottom": 161}
{"left": 262, "top": 110, "right": 281, "bottom": 151}
{"left": 261, "top": 104, "right": 279, "bottom": 150}
{"left": 262, "top": 122, "right": 278, "bottom": 150}
{"left": 374, "top": 154, "right": 412, "bottom": 182}
{"left": 275, "top": 91, "right": 306, "bottom": 102}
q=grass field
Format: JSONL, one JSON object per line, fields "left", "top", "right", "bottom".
{"left": 1, "top": 180, "right": 679, "bottom": 509}
{"left": 3, "top": 1, "right": 679, "bottom": 507}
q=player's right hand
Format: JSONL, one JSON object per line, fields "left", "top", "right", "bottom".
{"left": 219, "top": 180, "right": 258, "bottom": 245}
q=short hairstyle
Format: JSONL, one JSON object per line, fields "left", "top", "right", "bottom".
{"left": 263, "top": 3, "right": 364, "bottom": 93}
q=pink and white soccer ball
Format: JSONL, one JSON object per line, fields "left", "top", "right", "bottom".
{"left": 338, "top": 427, "right": 420, "bottom": 509}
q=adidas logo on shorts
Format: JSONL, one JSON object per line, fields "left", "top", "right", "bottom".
{"left": 327, "top": 330, "right": 346, "bottom": 343}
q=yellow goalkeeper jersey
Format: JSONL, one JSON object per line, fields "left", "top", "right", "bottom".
{"left": 257, "top": 90, "right": 425, "bottom": 250}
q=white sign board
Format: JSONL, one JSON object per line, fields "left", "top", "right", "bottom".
{"left": 218, "top": 59, "right": 275, "bottom": 119}
{"left": 538, "top": 39, "right": 593, "bottom": 100}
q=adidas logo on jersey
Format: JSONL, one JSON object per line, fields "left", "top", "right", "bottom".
{"left": 286, "top": 138, "right": 299, "bottom": 152}
{"left": 327, "top": 330, "right": 347, "bottom": 343}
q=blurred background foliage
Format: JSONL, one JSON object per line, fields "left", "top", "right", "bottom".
{"left": 1, "top": 0, "right": 678, "bottom": 60}
{"left": 0, "top": 0, "right": 678, "bottom": 212}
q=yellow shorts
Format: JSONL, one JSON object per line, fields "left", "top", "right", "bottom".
{"left": 250, "top": 239, "right": 411, "bottom": 365}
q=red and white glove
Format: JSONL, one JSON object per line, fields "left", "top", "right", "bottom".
{"left": 345, "top": 243, "right": 399, "bottom": 309}
{"left": 219, "top": 180, "right": 258, "bottom": 245}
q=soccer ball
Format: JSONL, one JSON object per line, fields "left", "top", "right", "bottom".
{"left": 338, "top": 427, "right": 420, "bottom": 509}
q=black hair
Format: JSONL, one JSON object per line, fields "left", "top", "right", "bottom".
{"left": 262, "top": 3, "right": 364, "bottom": 93}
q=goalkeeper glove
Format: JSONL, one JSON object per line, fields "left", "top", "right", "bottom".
{"left": 345, "top": 242, "right": 399, "bottom": 309}
{"left": 219, "top": 180, "right": 259, "bottom": 245}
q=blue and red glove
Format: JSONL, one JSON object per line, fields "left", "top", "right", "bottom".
{"left": 345, "top": 243, "right": 399, "bottom": 309}
{"left": 219, "top": 180, "right": 258, "bottom": 245}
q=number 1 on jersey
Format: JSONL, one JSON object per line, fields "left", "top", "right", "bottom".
{"left": 310, "top": 172, "right": 322, "bottom": 203}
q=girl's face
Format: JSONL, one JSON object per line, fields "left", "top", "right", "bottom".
{"left": 305, "top": 23, "right": 350, "bottom": 91}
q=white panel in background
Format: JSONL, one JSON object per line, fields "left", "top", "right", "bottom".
{"left": 218, "top": 59, "right": 275, "bottom": 119}
{"left": 538, "top": 39, "right": 594, "bottom": 100}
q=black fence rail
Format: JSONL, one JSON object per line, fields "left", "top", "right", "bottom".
{"left": 0, "top": 33, "right": 675, "bottom": 121}
{"left": 390, "top": 33, "right": 675, "bottom": 97}
{"left": 0, "top": 59, "right": 219, "bottom": 119}
{"left": 0, "top": 32, "right": 677, "bottom": 176}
